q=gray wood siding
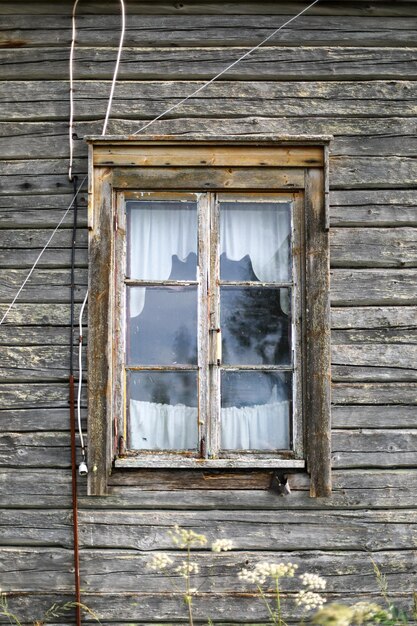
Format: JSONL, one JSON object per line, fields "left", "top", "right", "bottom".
{"left": 1, "top": 1, "right": 416, "bottom": 622}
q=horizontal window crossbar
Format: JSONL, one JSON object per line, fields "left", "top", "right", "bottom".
{"left": 126, "top": 365, "right": 199, "bottom": 371}
{"left": 219, "top": 281, "right": 293, "bottom": 287}
{"left": 220, "top": 365, "right": 293, "bottom": 371}
{"left": 125, "top": 279, "right": 198, "bottom": 286}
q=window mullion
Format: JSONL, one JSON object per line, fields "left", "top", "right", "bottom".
{"left": 208, "top": 193, "right": 221, "bottom": 457}
{"left": 197, "top": 193, "right": 210, "bottom": 458}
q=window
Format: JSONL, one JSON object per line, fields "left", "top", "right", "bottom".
{"left": 86, "top": 138, "right": 331, "bottom": 497}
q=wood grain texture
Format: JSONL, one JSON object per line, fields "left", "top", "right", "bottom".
{"left": 1, "top": 47, "right": 417, "bottom": 81}
{"left": 2, "top": 1, "right": 417, "bottom": 16}
{"left": 2, "top": 81, "right": 416, "bottom": 121}
{"left": 2, "top": 14, "right": 417, "bottom": 48}
{"left": 2, "top": 547, "right": 416, "bottom": 592}
{"left": 2, "top": 508, "right": 417, "bottom": 551}
{"left": 0, "top": 592, "right": 413, "bottom": 625}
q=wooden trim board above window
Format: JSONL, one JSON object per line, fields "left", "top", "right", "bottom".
{"left": 86, "top": 136, "right": 331, "bottom": 497}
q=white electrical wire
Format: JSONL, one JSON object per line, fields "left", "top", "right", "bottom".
{"left": 69, "top": 0, "right": 126, "bottom": 180}
{"left": 77, "top": 289, "right": 89, "bottom": 455}
{"left": 69, "top": 0, "right": 125, "bottom": 467}
{"left": 132, "top": 0, "right": 320, "bottom": 135}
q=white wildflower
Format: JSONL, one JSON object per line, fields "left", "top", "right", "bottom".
{"left": 169, "top": 524, "right": 208, "bottom": 548}
{"left": 211, "top": 538, "right": 234, "bottom": 552}
{"left": 238, "top": 561, "right": 298, "bottom": 585}
{"left": 238, "top": 567, "right": 267, "bottom": 586}
{"left": 351, "top": 601, "right": 386, "bottom": 623}
{"left": 300, "top": 572, "right": 326, "bottom": 590}
{"left": 147, "top": 553, "right": 173, "bottom": 571}
{"left": 259, "top": 562, "right": 298, "bottom": 579}
{"left": 295, "top": 590, "right": 326, "bottom": 611}
{"left": 175, "top": 560, "right": 200, "bottom": 578}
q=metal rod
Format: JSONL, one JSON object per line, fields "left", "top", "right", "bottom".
{"left": 69, "top": 177, "right": 82, "bottom": 626}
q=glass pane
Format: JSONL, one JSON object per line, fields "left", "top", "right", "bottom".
{"left": 221, "top": 371, "right": 291, "bottom": 450}
{"left": 128, "top": 286, "right": 197, "bottom": 365}
{"left": 127, "top": 371, "right": 198, "bottom": 450}
{"left": 221, "top": 287, "right": 291, "bottom": 365}
{"left": 220, "top": 202, "right": 291, "bottom": 282}
{"left": 127, "top": 200, "right": 197, "bottom": 281}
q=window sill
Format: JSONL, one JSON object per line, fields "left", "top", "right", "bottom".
{"left": 114, "top": 456, "right": 305, "bottom": 469}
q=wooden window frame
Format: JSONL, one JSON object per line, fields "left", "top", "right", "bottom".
{"left": 86, "top": 136, "right": 331, "bottom": 497}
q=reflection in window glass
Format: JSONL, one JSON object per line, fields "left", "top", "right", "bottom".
{"left": 220, "top": 202, "right": 291, "bottom": 282}
{"left": 221, "top": 371, "right": 291, "bottom": 450}
{"left": 128, "top": 371, "right": 198, "bottom": 450}
{"left": 128, "top": 286, "right": 198, "bottom": 365}
{"left": 221, "top": 287, "right": 291, "bottom": 366}
{"left": 127, "top": 201, "right": 197, "bottom": 281}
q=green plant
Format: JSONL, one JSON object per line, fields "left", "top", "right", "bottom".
{"left": 0, "top": 592, "right": 101, "bottom": 626}
{"left": 238, "top": 563, "right": 326, "bottom": 626}
{"left": 147, "top": 525, "right": 234, "bottom": 626}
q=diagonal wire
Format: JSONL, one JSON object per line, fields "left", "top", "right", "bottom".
{"left": 0, "top": 176, "right": 87, "bottom": 326}
{"left": 132, "top": 0, "right": 320, "bottom": 135}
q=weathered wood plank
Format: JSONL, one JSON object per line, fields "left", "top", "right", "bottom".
{"left": 0, "top": 345, "right": 86, "bottom": 382}
{"left": 330, "top": 155, "right": 417, "bottom": 189}
{"left": 332, "top": 306, "right": 417, "bottom": 336}
{"left": 333, "top": 429, "right": 417, "bottom": 468}
{"left": 0, "top": 326, "right": 84, "bottom": 346}
{"left": 94, "top": 144, "right": 323, "bottom": 167}
{"left": 0, "top": 248, "right": 88, "bottom": 269}
{"left": 333, "top": 382, "right": 417, "bottom": 404}
{"left": 0, "top": 194, "right": 88, "bottom": 230}
{"left": 3, "top": 15, "right": 417, "bottom": 48}
{"left": 112, "top": 165, "right": 305, "bottom": 190}
{"left": 2, "top": 1, "right": 417, "bottom": 16}
{"left": 332, "top": 344, "right": 417, "bottom": 382}
{"left": 0, "top": 229, "right": 87, "bottom": 249}
{"left": 332, "top": 405, "right": 417, "bottom": 429}
{"left": 2, "top": 547, "right": 416, "bottom": 594}
{"left": 1, "top": 592, "right": 413, "bottom": 625}
{"left": 331, "top": 228, "right": 417, "bottom": 268}
{"left": 0, "top": 269, "right": 87, "bottom": 303}
{"left": 0, "top": 432, "right": 71, "bottom": 467}
{"left": 333, "top": 328, "right": 417, "bottom": 344}
{"left": 2, "top": 47, "right": 417, "bottom": 81}
{"left": 2, "top": 508, "right": 417, "bottom": 550}
{"left": 2, "top": 81, "right": 417, "bottom": 121}
{"left": 0, "top": 383, "right": 85, "bottom": 409}
{"left": 0, "top": 159, "right": 86, "bottom": 196}
{"left": 331, "top": 269, "right": 417, "bottom": 305}
{"left": 0, "top": 407, "right": 80, "bottom": 430}
{"left": 0, "top": 303, "right": 82, "bottom": 326}
{"left": 331, "top": 195, "right": 417, "bottom": 226}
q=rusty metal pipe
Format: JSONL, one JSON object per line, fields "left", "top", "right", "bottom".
{"left": 70, "top": 176, "right": 82, "bottom": 626}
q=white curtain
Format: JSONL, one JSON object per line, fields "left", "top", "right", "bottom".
{"left": 129, "top": 397, "right": 289, "bottom": 451}
{"left": 129, "top": 401, "right": 198, "bottom": 450}
{"left": 129, "top": 202, "right": 290, "bottom": 317}
{"left": 128, "top": 201, "right": 291, "bottom": 451}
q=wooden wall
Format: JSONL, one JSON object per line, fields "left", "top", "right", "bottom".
{"left": 1, "top": 1, "right": 417, "bottom": 623}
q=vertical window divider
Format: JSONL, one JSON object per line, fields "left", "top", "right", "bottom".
{"left": 209, "top": 193, "right": 221, "bottom": 457}
{"left": 198, "top": 193, "right": 210, "bottom": 458}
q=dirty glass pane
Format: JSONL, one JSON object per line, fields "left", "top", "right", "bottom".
{"left": 220, "top": 202, "right": 291, "bottom": 282}
{"left": 221, "top": 287, "right": 291, "bottom": 365}
{"left": 127, "top": 371, "right": 198, "bottom": 450}
{"left": 221, "top": 371, "right": 291, "bottom": 450}
{"left": 127, "top": 286, "right": 198, "bottom": 365}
